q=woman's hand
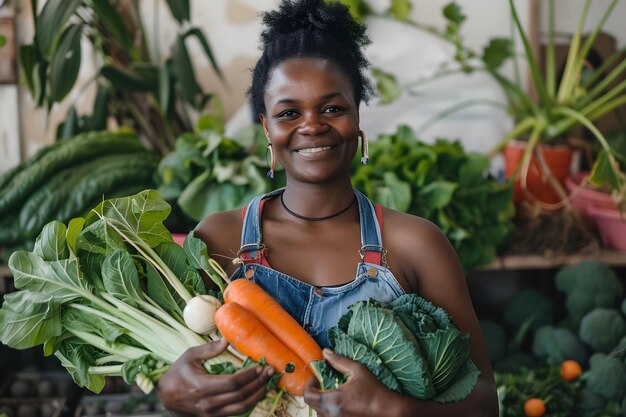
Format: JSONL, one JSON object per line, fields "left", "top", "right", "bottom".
{"left": 304, "top": 349, "right": 396, "bottom": 417}
{"left": 157, "top": 338, "right": 275, "bottom": 417}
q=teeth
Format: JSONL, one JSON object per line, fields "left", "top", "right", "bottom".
{"left": 297, "top": 146, "right": 332, "bottom": 154}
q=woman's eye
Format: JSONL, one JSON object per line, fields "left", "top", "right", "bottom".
{"left": 323, "top": 106, "right": 342, "bottom": 113}
{"left": 277, "top": 110, "right": 297, "bottom": 118}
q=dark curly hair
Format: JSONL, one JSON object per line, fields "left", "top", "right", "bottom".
{"left": 248, "top": 0, "right": 373, "bottom": 117}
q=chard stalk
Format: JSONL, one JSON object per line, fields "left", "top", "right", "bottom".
{"left": 88, "top": 365, "right": 122, "bottom": 375}
{"left": 137, "top": 298, "right": 209, "bottom": 347}
{"left": 102, "top": 217, "right": 193, "bottom": 302}
{"left": 66, "top": 328, "right": 150, "bottom": 360}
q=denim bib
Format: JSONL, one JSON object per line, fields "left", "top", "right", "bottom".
{"left": 230, "top": 189, "right": 405, "bottom": 348}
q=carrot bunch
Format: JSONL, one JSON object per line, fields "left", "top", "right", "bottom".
{"left": 215, "top": 279, "right": 324, "bottom": 396}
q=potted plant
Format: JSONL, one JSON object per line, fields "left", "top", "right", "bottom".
{"left": 20, "top": 0, "right": 222, "bottom": 155}
{"left": 487, "top": 0, "right": 626, "bottom": 212}
{"left": 346, "top": 0, "right": 626, "bottom": 212}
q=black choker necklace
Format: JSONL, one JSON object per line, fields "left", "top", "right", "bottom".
{"left": 280, "top": 192, "right": 357, "bottom": 221}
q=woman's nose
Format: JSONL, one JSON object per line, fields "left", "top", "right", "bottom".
{"left": 298, "top": 112, "right": 327, "bottom": 135}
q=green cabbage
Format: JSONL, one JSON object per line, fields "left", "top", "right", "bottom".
{"left": 311, "top": 294, "right": 479, "bottom": 404}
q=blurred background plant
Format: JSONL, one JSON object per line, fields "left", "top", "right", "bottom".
{"left": 339, "top": 0, "right": 626, "bottom": 210}
{"left": 20, "top": 0, "right": 222, "bottom": 155}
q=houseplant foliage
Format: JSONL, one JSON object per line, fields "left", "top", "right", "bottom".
{"left": 21, "top": 0, "right": 222, "bottom": 155}
{"left": 348, "top": 0, "right": 626, "bottom": 210}
{"left": 351, "top": 125, "right": 514, "bottom": 269}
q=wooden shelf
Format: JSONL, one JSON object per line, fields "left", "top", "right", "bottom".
{"left": 478, "top": 249, "right": 626, "bottom": 270}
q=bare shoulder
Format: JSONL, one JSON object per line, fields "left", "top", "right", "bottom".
{"left": 381, "top": 207, "right": 465, "bottom": 300}
{"left": 193, "top": 208, "right": 243, "bottom": 270}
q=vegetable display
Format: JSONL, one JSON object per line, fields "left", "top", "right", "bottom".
{"left": 0, "top": 131, "right": 159, "bottom": 256}
{"left": 311, "top": 295, "right": 480, "bottom": 403}
{"left": 0, "top": 190, "right": 313, "bottom": 417}
{"left": 157, "top": 122, "right": 280, "bottom": 223}
{"left": 351, "top": 125, "right": 514, "bottom": 269}
{"left": 487, "top": 261, "right": 626, "bottom": 416}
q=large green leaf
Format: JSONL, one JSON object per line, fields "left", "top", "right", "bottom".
{"left": 172, "top": 34, "right": 208, "bottom": 109}
{"left": 34, "top": 221, "right": 70, "bottom": 261}
{"left": 418, "top": 181, "right": 457, "bottom": 209}
{"left": 329, "top": 327, "right": 402, "bottom": 393}
{"left": 146, "top": 263, "right": 183, "bottom": 318}
{"left": 374, "top": 172, "right": 411, "bottom": 212}
{"left": 183, "top": 28, "right": 223, "bottom": 81}
{"left": 85, "top": 190, "right": 173, "bottom": 248}
{"left": 9, "top": 252, "right": 93, "bottom": 303}
{"left": 49, "top": 24, "right": 82, "bottom": 101}
{"left": 0, "top": 291, "right": 62, "bottom": 349}
{"left": 19, "top": 44, "right": 40, "bottom": 95}
{"left": 76, "top": 219, "right": 127, "bottom": 289}
{"left": 55, "top": 338, "right": 106, "bottom": 393}
{"left": 102, "top": 249, "right": 143, "bottom": 304}
{"left": 432, "top": 361, "right": 481, "bottom": 404}
{"left": 91, "top": 0, "right": 132, "bottom": 50}
{"left": 35, "top": 0, "right": 82, "bottom": 59}
{"left": 165, "top": 0, "right": 190, "bottom": 24}
{"left": 63, "top": 308, "right": 125, "bottom": 344}
{"left": 100, "top": 64, "right": 155, "bottom": 92}
{"left": 347, "top": 301, "right": 434, "bottom": 398}
{"left": 392, "top": 294, "right": 471, "bottom": 393}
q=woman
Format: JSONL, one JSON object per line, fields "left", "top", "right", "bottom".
{"left": 158, "top": 1, "right": 498, "bottom": 416}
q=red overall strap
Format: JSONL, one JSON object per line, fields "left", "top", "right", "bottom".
{"left": 238, "top": 201, "right": 270, "bottom": 267}
{"left": 363, "top": 203, "right": 384, "bottom": 265}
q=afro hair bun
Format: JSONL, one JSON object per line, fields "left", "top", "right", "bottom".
{"left": 260, "top": 0, "right": 369, "bottom": 49}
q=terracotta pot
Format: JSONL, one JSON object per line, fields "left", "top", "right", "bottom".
{"left": 504, "top": 141, "right": 574, "bottom": 205}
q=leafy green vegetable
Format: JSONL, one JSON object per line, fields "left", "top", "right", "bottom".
{"left": 555, "top": 261, "right": 623, "bottom": 322}
{"left": 586, "top": 353, "right": 626, "bottom": 402}
{"left": 351, "top": 125, "right": 514, "bottom": 269}
{"left": 532, "top": 326, "right": 588, "bottom": 366}
{"left": 0, "top": 190, "right": 238, "bottom": 394}
{"left": 329, "top": 326, "right": 401, "bottom": 393}
{"left": 503, "top": 288, "right": 555, "bottom": 329}
{"left": 316, "top": 294, "right": 478, "bottom": 403}
{"left": 579, "top": 308, "right": 626, "bottom": 353}
{"left": 157, "top": 126, "right": 279, "bottom": 223}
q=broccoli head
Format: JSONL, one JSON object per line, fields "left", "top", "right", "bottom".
{"left": 532, "top": 325, "right": 588, "bottom": 365}
{"left": 579, "top": 308, "right": 626, "bottom": 353}
{"left": 586, "top": 353, "right": 626, "bottom": 402}
{"left": 555, "top": 261, "right": 623, "bottom": 319}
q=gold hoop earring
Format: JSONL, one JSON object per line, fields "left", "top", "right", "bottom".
{"left": 266, "top": 143, "right": 276, "bottom": 179}
{"left": 359, "top": 130, "right": 368, "bottom": 165}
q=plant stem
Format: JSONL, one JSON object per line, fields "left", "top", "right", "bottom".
{"left": 88, "top": 365, "right": 123, "bottom": 375}
{"left": 557, "top": 0, "right": 590, "bottom": 103}
{"left": 546, "top": 0, "right": 556, "bottom": 98}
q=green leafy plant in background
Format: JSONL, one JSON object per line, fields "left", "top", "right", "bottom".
{"left": 350, "top": 0, "right": 626, "bottom": 209}
{"left": 21, "top": 0, "right": 222, "bottom": 155}
{"left": 157, "top": 116, "right": 283, "bottom": 226}
{"left": 0, "top": 34, "right": 7, "bottom": 48}
{"left": 482, "top": 261, "right": 626, "bottom": 416}
{"left": 351, "top": 125, "right": 514, "bottom": 269}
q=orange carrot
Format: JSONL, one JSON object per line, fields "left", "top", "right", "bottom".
{"left": 224, "top": 279, "right": 323, "bottom": 367}
{"left": 215, "top": 302, "right": 313, "bottom": 396}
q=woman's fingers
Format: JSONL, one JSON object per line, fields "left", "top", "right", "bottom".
{"left": 184, "top": 338, "right": 230, "bottom": 364}
{"left": 196, "top": 367, "right": 274, "bottom": 416}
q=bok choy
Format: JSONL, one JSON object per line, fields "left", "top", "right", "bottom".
{"left": 0, "top": 190, "right": 239, "bottom": 394}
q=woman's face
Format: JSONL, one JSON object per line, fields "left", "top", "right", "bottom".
{"left": 260, "top": 57, "right": 360, "bottom": 185}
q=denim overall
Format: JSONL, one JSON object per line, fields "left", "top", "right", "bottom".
{"left": 230, "top": 188, "right": 406, "bottom": 348}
